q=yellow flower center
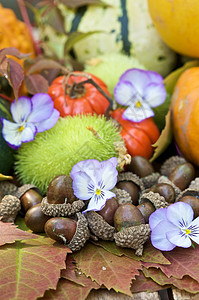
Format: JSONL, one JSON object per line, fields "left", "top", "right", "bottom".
{"left": 96, "top": 189, "right": 101, "bottom": 196}
{"left": 135, "top": 100, "right": 142, "bottom": 108}
{"left": 18, "top": 125, "right": 25, "bottom": 132}
{"left": 185, "top": 229, "right": 191, "bottom": 235}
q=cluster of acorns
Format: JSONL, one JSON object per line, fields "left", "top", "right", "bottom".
{"left": 0, "top": 155, "right": 199, "bottom": 256}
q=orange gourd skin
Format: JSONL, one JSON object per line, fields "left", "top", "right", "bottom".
{"left": 110, "top": 108, "right": 160, "bottom": 159}
{"left": 48, "top": 72, "right": 110, "bottom": 117}
{"left": 170, "top": 67, "right": 199, "bottom": 167}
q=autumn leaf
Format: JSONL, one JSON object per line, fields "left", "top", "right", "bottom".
{"left": 59, "top": 0, "right": 106, "bottom": 8}
{"left": 0, "top": 236, "right": 71, "bottom": 299}
{"left": 143, "top": 267, "right": 199, "bottom": 294}
{"left": 92, "top": 240, "right": 170, "bottom": 265}
{"left": 0, "top": 220, "right": 37, "bottom": 246}
{"left": 24, "top": 74, "right": 49, "bottom": 94}
{"left": 131, "top": 270, "right": 170, "bottom": 293}
{"left": 61, "top": 254, "right": 86, "bottom": 286}
{"left": 150, "top": 110, "right": 173, "bottom": 162}
{"left": 41, "top": 277, "right": 100, "bottom": 300}
{"left": 73, "top": 241, "right": 141, "bottom": 296}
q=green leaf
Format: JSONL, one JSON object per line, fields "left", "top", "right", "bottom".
{"left": 59, "top": 0, "right": 106, "bottom": 8}
{"left": 150, "top": 110, "right": 173, "bottom": 162}
{"left": 64, "top": 31, "right": 102, "bottom": 55}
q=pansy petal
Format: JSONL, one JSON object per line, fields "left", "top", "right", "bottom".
{"left": 20, "top": 123, "right": 37, "bottom": 143}
{"left": 122, "top": 102, "right": 154, "bottom": 122}
{"left": 11, "top": 97, "right": 32, "bottom": 123}
{"left": 114, "top": 81, "right": 137, "bottom": 106}
{"left": 119, "top": 69, "right": 151, "bottom": 95}
{"left": 70, "top": 159, "right": 100, "bottom": 184}
{"left": 187, "top": 216, "right": 199, "bottom": 244}
{"left": 106, "top": 157, "right": 118, "bottom": 169}
{"left": 144, "top": 83, "right": 167, "bottom": 107}
{"left": 149, "top": 208, "right": 167, "bottom": 231}
{"left": 27, "top": 93, "right": 54, "bottom": 123}
{"left": 83, "top": 194, "right": 107, "bottom": 213}
{"left": 35, "top": 109, "right": 60, "bottom": 132}
{"left": 147, "top": 70, "right": 164, "bottom": 84}
{"left": 151, "top": 220, "right": 176, "bottom": 251}
{"left": 166, "top": 229, "right": 192, "bottom": 248}
{"left": 72, "top": 171, "right": 95, "bottom": 200}
{"left": 166, "top": 202, "right": 194, "bottom": 228}
{"left": 99, "top": 161, "right": 118, "bottom": 190}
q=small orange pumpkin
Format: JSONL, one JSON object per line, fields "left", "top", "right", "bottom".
{"left": 170, "top": 67, "right": 199, "bottom": 166}
{"left": 110, "top": 108, "right": 160, "bottom": 159}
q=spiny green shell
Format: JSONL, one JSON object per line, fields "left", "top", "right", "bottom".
{"left": 15, "top": 115, "right": 122, "bottom": 194}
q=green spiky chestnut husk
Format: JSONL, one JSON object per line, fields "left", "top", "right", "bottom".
{"left": 15, "top": 115, "right": 122, "bottom": 194}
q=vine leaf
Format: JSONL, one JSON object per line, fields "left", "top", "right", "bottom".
{"left": 73, "top": 242, "right": 141, "bottom": 296}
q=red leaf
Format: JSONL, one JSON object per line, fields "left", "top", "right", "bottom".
{"left": 143, "top": 267, "right": 199, "bottom": 294}
{"left": 41, "top": 277, "right": 99, "bottom": 300}
{"left": 0, "top": 47, "right": 31, "bottom": 59}
{"left": 0, "top": 220, "right": 37, "bottom": 246}
{"left": 24, "top": 74, "right": 49, "bottom": 94}
{"left": 131, "top": 271, "right": 170, "bottom": 293}
{"left": 0, "top": 237, "right": 71, "bottom": 299}
{"left": 92, "top": 241, "right": 170, "bottom": 265}
{"left": 61, "top": 254, "right": 86, "bottom": 286}
{"left": 7, "top": 59, "right": 24, "bottom": 100}
{"left": 73, "top": 242, "right": 141, "bottom": 296}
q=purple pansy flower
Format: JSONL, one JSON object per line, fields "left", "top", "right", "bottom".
{"left": 1, "top": 93, "right": 60, "bottom": 149}
{"left": 149, "top": 202, "right": 199, "bottom": 251}
{"left": 114, "top": 68, "right": 167, "bottom": 122}
{"left": 70, "top": 157, "right": 118, "bottom": 213}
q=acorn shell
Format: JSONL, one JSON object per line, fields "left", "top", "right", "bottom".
{"left": 158, "top": 175, "right": 181, "bottom": 197}
{"left": 117, "top": 172, "right": 145, "bottom": 191}
{"left": 160, "top": 156, "right": 187, "bottom": 177}
{"left": 176, "top": 184, "right": 199, "bottom": 202}
{"left": 112, "top": 187, "right": 132, "bottom": 205}
{"left": 0, "top": 195, "right": 21, "bottom": 223}
{"left": 67, "top": 212, "right": 90, "bottom": 252}
{"left": 0, "top": 181, "right": 18, "bottom": 197}
{"left": 114, "top": 224, "right": 151, "bottom": 256}
{"left": 15, "top": 184, "right": 40, "bottom": 199}
{"left": 141, "top": 172, "right": 160, "bottom": 189}
{"left": 41, "top": 197, "right": 85, "bottom": 217}
{"left": 139, "top": 191, "right": 169, "bottom": 209}
{"left": 85, "top": 210, "right": 115, "bottom": 241}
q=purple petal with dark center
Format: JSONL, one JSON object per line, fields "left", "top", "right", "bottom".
{"left": 11, "top": 96, "right": 32, "bottom": 123}
{"left": 27, "top": 93, "right": 54, "bottom": 123}
{"left": 151, "top": 220, "right": 177, "bottom": 251}
{"left": 166, "top": 229, "right": 192, "bottom": 248}
{"left": 166, "top": 202, "right": 193, "bottom": 228}
{"left": 72, "top": 171, "right": 95, "bottom": 200}
{"left": 149, "top": 208, "right": 167, "bottom": 231}
{"left": 35, "top": 109, "right": 60, "bottom": 132}
{"left": 122, "top": 102, "right": 154, "bottom": 122}
{"left": 114, "top": 81, "right": 137, "bottom": 106}
{"left": 144, "top": 82, "right": 167, "bottom": 107}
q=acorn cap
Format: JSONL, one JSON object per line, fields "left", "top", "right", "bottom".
{"left": 117, "top": 172, "right": 145, "bottom": 191}
{"left": 175, "top": 178, "right": 199, "bottom": 202}
{"left": 160, "top": 156, "right": 187, "bottom": 177}
{"left": 85, "top": 210, "right": 115, "bottom": 241}
{"left": 141, "top": 172, "right": 161, "bottom": 189}
{"left": 15, "top": 184, "right": 40, "bottom": 199}
{"left": 158, "top": 175, "right": 181, "bottom": 197}
{"left": 0, "top": 195, "right": 21, "bottom": 223}
{"left": 189, "top": 177, "right": 199, "bottom": 190}
{"left": 112, "top": 187, "right": 132, "bottom": 205}
{"left": 0, "top": 181, "right": 18, "bottom": 197}
{"left": 41, "top": 196, "right": 85, "bottom": 217}
{"left": 114, "top": 224, "right": 151, "bottom": 256}
{"left": 67, "top": 212, "right": 90, "bottom": 252}
{"left": 139, "top": 191, "right": 169, "bottom": 209}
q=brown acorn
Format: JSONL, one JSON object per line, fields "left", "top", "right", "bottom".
{"left": 126, "top": 156, "right": 154, "bottom": 178}
{"left": 114, "top": 203, "right": 145, "bottom": 232}
{"left": 25, "top": 203, "right": 51, "bottom": 233}
{"left": 168, "top": 163, "right": 195, "bottom": 190}
{"left": 137, "top": 201, "right": 155, "bottom": 223}
{"left": 149, "top": 183, "right": 175, "bottom": 203}
{"left": 97, "top": 197, "right": 119, "bottom": 226}
{"left": 179, "top": 196, "right": 199, "bottom": 218}
{"left": 116, "top": 181, "right": 140, "bottom": 205}
{"left": 44, "top": 217, "right": 77, "bottom": 243}
{"left": 15, "top": 184, "right": 42, "bottom": 213}
{"left": 47, "top": 175, "right": 77, "bottom": 204}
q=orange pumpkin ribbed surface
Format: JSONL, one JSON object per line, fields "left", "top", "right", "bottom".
{"left": 170, "top": 67, "right": 199, "bottom": 166}
{"left": 147, "top": 0, "right": 199, "bottom": 57}
{"left": 0, "top": 4, "right": 35, "bottom": 65}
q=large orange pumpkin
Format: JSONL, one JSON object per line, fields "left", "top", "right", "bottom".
{"left": 170, "top": 67, "right": 199, "bottom": 166}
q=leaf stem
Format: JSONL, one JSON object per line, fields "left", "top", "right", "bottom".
{"left": 0, "top": 93, "right": 13, "bottom": 102}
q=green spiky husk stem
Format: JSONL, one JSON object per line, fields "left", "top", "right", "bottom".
{"left": 14, "top": 114, "right": 123, "bottom": 194}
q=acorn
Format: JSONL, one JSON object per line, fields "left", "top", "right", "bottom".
{"left": 44, "top": 217, "right": 77, "bottom": 243}
{"left": 160, "top": 155, "right": 187, "bottom": 177}
{"left": 15, "top": 184, "right": 42, "bottom": 213}
{"left": 158, "top": 176, "right": 181, "bottom": 197}
{"left": 114, "top": 203, "right": 145, "bottom": 232}
{"left": 97, "top": 197, "right": 119, "bottom": 226}
{"left": 126, "top": 156, "right": 154, "bottom": 178}
{"left": 168, "top": 163, "right": 195, "bottom": 190}
{"left": 0, "top": 195, "right": 21, "bottom": 223}
{"left": 149, "top": 183, "right": 175, "bottom": 203}
{"left": 47, "top": 175, "right": 77, "bottom": 204}
{"left": 139, "top": 191, "right": 169, "bottom": 210}
{"left": 116, "top": 181, "right": 140, "bottom": 205}
{"left": 137, "top": 201, "right": 156, "bottom": 223}
{"left": 45, "top": 213, "right": 90, "bottom": 251}
{"left": 0, "top": 181, "right": 18, "bottom": 196}
{"left": 25, "top": 203, "right": 51, "bottom": 233}
{"left": 178, "top": 196, "right": 199, "bottom": 218}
